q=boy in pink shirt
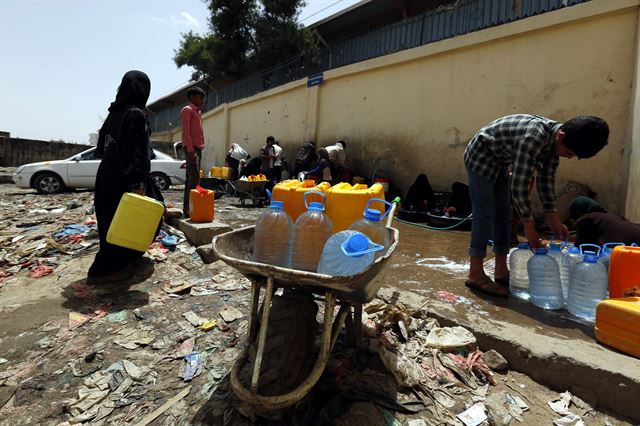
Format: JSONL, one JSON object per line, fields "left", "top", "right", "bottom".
{"left": 181, "top": 86, "right": 206, "bottom": 216}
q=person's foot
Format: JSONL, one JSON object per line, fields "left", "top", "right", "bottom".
{"left": 86, "top": 269, "right": 129, "bottom": 285}
{"left": 465, "top": 275, "right": 508, "bottom": 297}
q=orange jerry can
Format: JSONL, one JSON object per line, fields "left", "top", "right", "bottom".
{"left": 189, "top": 185, "right": 214, "bottom": 222}
{"left": 595, "top": 298, "right": 640, "bottom": 358}
{"left": 609, "top": 246, "right": 640, "bottom": 298}
{"left": 272, "top": 180, "right": 330, "bottom": 222}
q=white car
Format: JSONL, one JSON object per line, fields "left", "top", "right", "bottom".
{"left": 13, "top": 147, "right": 186, "bottom": 194}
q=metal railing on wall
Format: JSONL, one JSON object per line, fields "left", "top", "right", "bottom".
{"left": 152, "top": 0, "right": 589, "bottom": 133}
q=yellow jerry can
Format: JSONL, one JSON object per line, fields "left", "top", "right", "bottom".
{"left": 326, "top": 183, "right": 386, "bottom": 233}
{"left": 107, "top": 193, "right": 164, "bottom": 252}
{"left": 272, "top": 180, "right": 330, "bottom": 222}
{"left": 595, "top": 297, "right": 640, "bottom": 358}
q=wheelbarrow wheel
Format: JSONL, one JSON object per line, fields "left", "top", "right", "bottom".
{"left": 241, "top": 292, "right": 318, "bottom": 396}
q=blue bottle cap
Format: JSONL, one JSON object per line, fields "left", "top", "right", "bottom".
{"left": 549, "top": 243, "right": 562, "bottom": 252}
{"left": 308, "top": 201, "right": 323, "bottom": 211}
{"left": 364, "top": 208, "right": 382, "bottom": 222}
{"left": 269, "top": 201, "right": 284, "bottom": 210}
{"left": 517, "top": 242, "right": 529, "bottom": 249}
{"left": 345, "top": 234, "right": 369, "bottom": 253}
{"left": 535, "top": 248, "right": 548, "bottom": 255}
{"left": 568, "top": 246, "right": 580, "bottom": 254}
{"left": 583, "top": 251, "right": 598, "bottom": 263}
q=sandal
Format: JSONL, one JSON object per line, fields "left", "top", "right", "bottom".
{"left": 494, "top": 274, "right": 510, "bottom": 287}
{"left": 465, "top": 276, "right": 509, "bottom": 297}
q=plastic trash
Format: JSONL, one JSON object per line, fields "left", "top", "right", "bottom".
{"left": 425, "top": 326, "right": 477, "bottom": 351}
{"left": 252, "top": 200, "right": 293, "bottom": 267}
{"left": 598, "top": 242, "right": 624, "bottom": 272}
{"left": 548, "top": 242, "right": 571, "bottom": 300}
{"left": 373, "top": 341, "right": 422, "bottom": 387}
{"left": 528, "top": 248, "right": 564, "bottom": 310}
{"left": 349, "top": 198, "right": 392, "bottom": 258}
{"left": 291, "top": 191, "right": 333, "bottom": 272}
{"left": 509, "top": 242, "right": 532, "bottom": 300}
{"left": 567, "top": 250, "right": 608, "bottom": 321}
{"left": 317, "top": 230, "right": 383, "bottom": 276}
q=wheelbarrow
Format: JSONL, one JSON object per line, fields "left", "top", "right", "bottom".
{"left": 229, "top": 179, "right": 271, "bottom": 207}
{"left": 211, "top": 200, "right": 400, "bottom": 410}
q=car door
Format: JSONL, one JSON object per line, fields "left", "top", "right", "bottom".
{"left": 66, "top": 149, "right": 101, "bottom": 188}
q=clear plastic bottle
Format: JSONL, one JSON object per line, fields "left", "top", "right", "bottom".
{"left": 509, "top": 242, "right": 532, "bottom": 300}
{"left": 548, "top": 243, "right": 571, "bottom": 300}
{"left": 567, "top": 251, "right": 608, "bottom": 321}
{"left": 527, "top": 248, "right": 564, "bottom": 310}
{"left": 291, "top": 192, "right": 333, "bottom": 272}
{"left": 566, "top": 245, "right": 582, "bottom": 269}
{"left": 252, "top": 201, "right": 293, "bottom": 267}
{"left": 349, "top": 198, "right": 391, "bottom": 258}
{"left": 598, "top": 242, "right": 624, "bottom": 272}
{"left": 317, "top": 231, "right": 383, "bottom": 276}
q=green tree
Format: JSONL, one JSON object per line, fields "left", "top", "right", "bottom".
{"left": 253, "top": 0, "right": 318, "bottom": 70}
{"left": 174, "top": 0, "right": 257, "bottom": 81}
{"left": 173, "top": 0, "right": 318, "bottom": 81}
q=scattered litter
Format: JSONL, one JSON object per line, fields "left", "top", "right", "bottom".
{"left": 182, "top": 352, "right": 200, "bottom": 381}
{"left": 28, "top": 262, "right": 54, "bottom": 278}
{"left": 434, "top": 290, "right": 458, "bottom": 302}
{"left": 219, "top": 305, "right": 243, "bottom": 323}
{"left": 162, "top": 280, "right": 195, "bottom": 295}
{"left": 457, "top": 403, "right": 487, "bottom": 426}
{"left": 135, "top": 385, "right": 191, "bottom": 426}
{"left": 201, "top": 320, "right": 217, "bottom": 331}
{"left": 553, "top": 414, "right": 585, "bottom": 426}
{"left": 548, "top": 391, "right": 574, "bottom": 416}
{"left": 426, "top": 326, "right": 477, "bottom": 351}
{"left": 373, "top": 341, "right": 422, "bottom": 387}
{"left": 182, "top": 311, "right": 206, "bottom": 327}
{"left": 113, "top": 329, "right": 156, "bottom": 350}
{"left": 106, "top": 311, "right": 128, "bottom": 324}
{"left": 69, "top": 311, "right": 92, "bottom": 330}
{"left": 190, "top": 287, "right": 218, "bottom": 297}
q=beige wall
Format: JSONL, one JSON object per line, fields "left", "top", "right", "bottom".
{"left": 189, "top": 0, "right": 640, "bottom": 219}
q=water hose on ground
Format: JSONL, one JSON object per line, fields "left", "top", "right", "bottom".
{"left": 393, "top": 213, "right": 473, "bottom": 231}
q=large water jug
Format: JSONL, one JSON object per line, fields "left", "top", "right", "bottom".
{"left": 252, "top": 200, "right": 293, "bottom": 267}
{"left": 598, "top": 242, "right": 624, "bottom": 272}
{"left": 567, "top": 251, "right": 608, "bottom": 321}
{"left": 291, "top": 191, "right": 333, "bottom": 272}
{"left": 326, "top": 183, "right": 386, "bottom": 232}
{"left": 528, "top": 248, "right": 564, "bottom": 310}
{"left": 509, "top": 243, "right": 532, "bottom": 300}
{"left": 349, "top": 198, "right": 392, "bottom": 258}
{"left": 317, "top": 231, "right": 383, "bottom": 276}
{"left": 548, "top": 242, "right": 571, "bottom": 300}
{"left": 566, "top": 245, "right": 582, "bottom": 269}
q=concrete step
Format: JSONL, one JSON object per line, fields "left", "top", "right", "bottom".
{"left": 171, "top": 218, "right": 232, "bottom": 248}
{"left": 377, "top": 286, "right": 640, "bottom": 421}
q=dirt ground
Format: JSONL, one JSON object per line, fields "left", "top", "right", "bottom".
{"left": 0, "top": 184, "right": 632, "bottom": 425}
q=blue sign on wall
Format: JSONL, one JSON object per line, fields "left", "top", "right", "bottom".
{"left": 307, "top": 73, "right": 324, "bottom": 87}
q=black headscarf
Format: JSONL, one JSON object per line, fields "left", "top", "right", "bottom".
{"left": 108, "top": 70, "right": 151, "bottom": 112}
{"left": 405, "top": 173, "right": 436, "bottom": 211}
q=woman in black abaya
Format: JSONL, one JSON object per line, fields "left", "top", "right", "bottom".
{"left": 88, "top": 71, "right": 154, "bottom": 281}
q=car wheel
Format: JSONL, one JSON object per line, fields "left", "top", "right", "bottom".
{"left": 150, "top": 173, "right": 170, "bottom": 191}
{"left": 34, "top": 172, "right": 64, "bottom": 194}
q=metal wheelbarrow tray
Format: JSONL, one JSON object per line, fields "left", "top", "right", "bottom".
{"left": 212, "top": 225, "right": 399, "bottom": 410}
{"left": 230, "top": 179, "right": 270, "bottom": 206}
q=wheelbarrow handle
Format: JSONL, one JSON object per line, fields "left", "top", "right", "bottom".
{"left": 386, "top": 197, "right": 401, "bottom": 228}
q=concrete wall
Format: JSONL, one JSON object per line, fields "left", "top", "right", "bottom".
{"left": 159, "top": 0, "right": 640, "bottom": 219}
{"left": 0, "top": 138, "right": 88, "bottom": 167}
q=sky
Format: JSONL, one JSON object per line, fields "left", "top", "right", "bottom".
{"left": 0, "top": 0, "right": 360, "bottom": 144}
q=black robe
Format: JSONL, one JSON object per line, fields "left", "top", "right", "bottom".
{"left": 88, "top": 71, "right": 154, "bottom": 277}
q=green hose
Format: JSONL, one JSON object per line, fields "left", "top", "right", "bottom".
{"left": 393, "top": 213, "right": 473, "bottom": 231}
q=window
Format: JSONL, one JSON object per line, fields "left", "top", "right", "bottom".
{"left": 80, "top": 150, "right": 98, "bottom": 161}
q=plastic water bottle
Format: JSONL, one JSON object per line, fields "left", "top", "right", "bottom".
{"left": 317, "top": 230, "right": 384, "bottom": 276}
{"left": 566, "top": 245, "right": 582, "bottom": 268}
{"left": 548, "top": 242, "right": 571, "bottom": 300}
{"left": 291, "top": 191, "right": 333, "bottom": 272}
{"left": 509, "top": 243, "right": 532, "bottom": 300}
{"left": 253, "top": 201, "right": 293, "bottom": 267}
{"left": 527, "top": 248, "right": 564, "bottom": 310}
{"left": 349, "top": 198, "right": 391, "bottom": 258}
{"left": 567, "top": 251, "right": 608, "bottom": 321}
{"left": 598, "top": 242, "right": 624, "bottom": 272}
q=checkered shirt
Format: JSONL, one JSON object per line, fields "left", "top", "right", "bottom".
{"left": 464, "top": 114, "right": 562, "bottom": 221}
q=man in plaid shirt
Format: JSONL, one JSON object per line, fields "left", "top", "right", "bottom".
{"left": 463, "top": 114, "right": 609, "bottom": 296}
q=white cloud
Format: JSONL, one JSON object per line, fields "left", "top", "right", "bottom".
{"left": 151, "top": 12, "right": 199, "bottom": 29}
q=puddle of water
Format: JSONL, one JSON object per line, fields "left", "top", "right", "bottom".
{"left": 415, "top": 256, "right": 469, "bottom": 274}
